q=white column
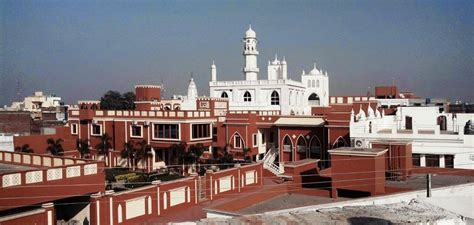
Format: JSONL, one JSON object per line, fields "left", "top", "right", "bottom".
{"left": 439, "top": 155, "right": 445, "bottom": 168}
{"left": 420, "top": 154, "right": 426, "bottom": 167}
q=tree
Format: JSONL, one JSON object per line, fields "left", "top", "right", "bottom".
{"left": 122, "top": 92, "right": 136, "bottom": 110}
{"left": 77, "top": 139, "right": 90, "bottom": 159}
{"left": 121, "top": 141, "right": 135, "bottom": 168}
{"left": 95, "top": 133, "right": 112, "bottom": 155}
{"left": 100, "top": 90, "right": 136, "bottom": 110}
{"left": 243, "top": 147, "right": 251, "bottom": 162}
{"left": 169, "top": 142, "right": 187, "bottom": 174}
{"left": 216, "top": 144, "right": 234, "bottom": 169}
{"left": 187, "top": 143, "right": 205, "bottom": 173}
{"left": 47, "top": 138, "right": 64, "bottom": 156}
{"left": 135, "top": 140, "right": 152, "bottom": 171}
{"left": 15, "top": 144, "right": 34, "bottom": 153}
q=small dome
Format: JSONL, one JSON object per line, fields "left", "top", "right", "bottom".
{"left": 281, "top": 56, "right": 287, "bottom": 65}
{"left": 309, "top": 63, "right": 321, "bottom": 75}
{"left": 245, "top": 25, "right": 256, "bottom": 38}
{"left": 211, "top": 60, "right": 216, "bottom": 68}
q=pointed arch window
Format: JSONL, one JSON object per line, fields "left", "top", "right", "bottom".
{"left": 296, "top": 136, "right": 307, "bottom": 153}
{"left": 283, "top": 136, "right": 292, "bottom": 152}
{"left": 307, "top": 80, "right": 311, "bottom": 87}
{"left": 333, "top": 137, "right": 347, "bottom": 148}
{"left": 309, "top": 136, "right": 322, "bottom": 158}
{"left": 316, "top": 80, "right": 320, "bottom": 87}
{"left": 311, "top": 80, "right": 315, "bottom": 88}
{"left": 244, "top": 91, "right": 252, "bottom": 102}
{"left": 221, "top": 92, "right": 228, "bottom": 98}
{"left": 271, "top": 91, "right": 280, "bottom": 105}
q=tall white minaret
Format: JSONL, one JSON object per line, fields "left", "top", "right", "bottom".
{"left": 211, "top": 61, "right": 217, "bottom": 82}
{"left": 243, "top": 25, "right": 259, "bottom": 81}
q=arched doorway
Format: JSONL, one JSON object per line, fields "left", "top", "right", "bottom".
{"left": 221, "top": 92, "right": 228, "bottom": 98}
{"left": 282, "top": 136, "right": 293, "bottom": 162}
{"left": 308, "top": 93, "right": 320, "bottom": 106}
{"left": 437, "top": 116, "right": 447, "bottom": 131}
{"left": 309, "top": 136, "right": 321, "bottom": 159}
{"left": 296, "top": 136, "right": 307, "bottom": 160}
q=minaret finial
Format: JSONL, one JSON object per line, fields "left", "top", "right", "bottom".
{"left": 275, "top": 53, "right": 278, "bottom": 61}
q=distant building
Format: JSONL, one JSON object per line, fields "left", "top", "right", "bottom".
{"left": 209, "top": 26, "right": 329, "bottom": 115}
{"left": 350, "top": 106, "right": 474, "bottom": 169}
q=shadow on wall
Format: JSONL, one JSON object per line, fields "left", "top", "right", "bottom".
{"left": 347, "top": 217, "right": 393, "bottom": 225}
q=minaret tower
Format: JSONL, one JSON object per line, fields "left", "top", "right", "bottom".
{"left": 211, "top": 60, "right": 217, "bottom": 82}
{"left": 243, "top": 25, "right": 259, "bottom": 81}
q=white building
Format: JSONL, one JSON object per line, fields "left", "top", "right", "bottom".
{"left": 209, "top": 25, "right": 329, "bottom": 115}
{"left": 6, "top": 91, "right": 61, "bottom": 112}
{"left": 350, "top": 106, "right": 474, "bottom": 169}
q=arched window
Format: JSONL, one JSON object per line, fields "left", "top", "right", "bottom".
{"left": 283, "top": 136, "right": 292, "bottom": 152}
{"left": 316, "top": 80, "right": 320, "bottom": 87}
{"left": 271, "top": 91, "right": 279, "bottom": 105}
{"left": 117, "top": 204, "right": 123, "bottom": 223}
{"left": 333, "top": 136, "right": 347, "bottom": 149}
{"left": 289, "top": 91, "right": 293, "bottom": 105}
{"left": 311, "top": 80, "right": 315, "bottom": 87}
{"left": 307, "top": 80, "right": 311, "bottom": 87}
{"left": 309, "top": 136, "right": 321, "bottom": 159}
{"left": 244, "top": 91, "right": 252, "bottom": 102}
{"left": 296, "top": 136, "right": 306, "bottom": 153}
{"left": 308, "top": 93, "right": 320, "bottom": 106}
{"left": 221, "top": 92, "right": 228, "bottom": 98}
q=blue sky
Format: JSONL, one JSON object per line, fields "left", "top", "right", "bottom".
{"left": 1, "top": 0, "right": 472, "bottom": 105}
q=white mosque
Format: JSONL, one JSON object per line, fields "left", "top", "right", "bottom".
{"left": 209, "top": 25, "right": 329, "bottom": 115}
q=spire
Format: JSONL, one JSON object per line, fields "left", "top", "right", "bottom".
{"left": 211, "top": 61, "right": 217, "bottom": 81}
{"left": 187, "top": 73, "right": 198, "bottom": 100}
{"left": 310, "top": 61, "right": 321, "bottom": 75}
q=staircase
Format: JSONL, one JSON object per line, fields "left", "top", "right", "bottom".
{"left": 262, "top": 147, "right": 284, "bottom": 176}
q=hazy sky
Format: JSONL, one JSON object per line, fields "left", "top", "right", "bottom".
{"left": 1, "top": 0, "right": 472, "bottom": 105}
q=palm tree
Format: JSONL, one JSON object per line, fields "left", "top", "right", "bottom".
{"left": 15, "top": 144, "right": 34, "bottom": 153}
{"left": 46, "top": 138, "right": 64, "bottom": 156}
{"left": 187, "top": 143, "right": 205, "bottom": 173}
{"left": 121, "top": 141, "right": 135, "bottom": 169}
{"left": 77, "top": 139, "right": 90, "bottom": 159}
{"left": 95, "top": 133, "right": 112, "bottom": 166}
{"left": 170, "top": 142, "right": 187, "bottom": 175}
{"left": 135, "top": 140, "right": 152, "bottom": 171}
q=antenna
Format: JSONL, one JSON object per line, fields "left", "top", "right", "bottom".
{"left": 15, "top": 79, "right": 22, "bottom": 101}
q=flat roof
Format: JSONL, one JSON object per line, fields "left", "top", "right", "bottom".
{"left": 328, "top": 147, "right": 388, "bottom": 157}
{"left": 274, "top": 117, "right": 325, "bottom": 127}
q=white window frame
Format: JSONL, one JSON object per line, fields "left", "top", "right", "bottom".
{"left": 190, "top": 123, "right": 212, "bottom": 141}
{"left": 130, "top": 124, "right": 143, "bottom": 138}
{"left": 252, "top": 133, "right": 258, "bottom": 147}
{"left": 91, "top": 123, "right": 103, "bottom": 136}
{"left": 234, "top": 135, "right": 242, "bottom": 149}
{"left": 151, "top": 123, "right": 181, "bottom": 141}
{"left": 70, "top": 123, "right": 78, "bottom": 135}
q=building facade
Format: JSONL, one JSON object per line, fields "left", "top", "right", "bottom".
{"left": 209, "top": 26, "right": 329, "bottom": 116}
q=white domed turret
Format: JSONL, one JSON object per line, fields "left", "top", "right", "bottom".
{"left": 281, "top": 56, "right": 287, "bottom": 65}
{"left": 310, "top": 62, "right": 322, "bottom": 75}
{"left": 245, "top": 25, "right": 256, "bottom": 38}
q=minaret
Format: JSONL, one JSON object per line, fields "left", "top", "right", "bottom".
{"left": 281, "top": 56, "right": 287, "bottom": 79}
{"left": 243, "top": 25, "right": 259, "bottom": 81}
{"left": 211, "top": 61, "right": 216, "bottom": 82}
{"left": 187, "top": 75, "right": 198, "bottom": 100}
